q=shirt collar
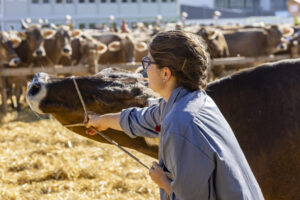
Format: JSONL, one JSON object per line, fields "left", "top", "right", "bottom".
{"left": 161, "top": 86, "right": 189, "bottom": 119}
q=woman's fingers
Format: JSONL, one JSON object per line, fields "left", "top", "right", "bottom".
{"left": 85, "top": 128, "right": 97, "bottom": 135}
{"left": 86, "top": 114, "right": 94, "bottom": 129}
{"left": 152, "top": 161, "right": 161, "bottom": 169}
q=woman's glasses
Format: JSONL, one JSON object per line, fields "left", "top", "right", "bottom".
{"left": 141, "top": 57, "right": 156, "bottom": 70}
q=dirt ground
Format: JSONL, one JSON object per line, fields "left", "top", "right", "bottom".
{"left": 0, "top": 108, "right": 159, "bottom": 200}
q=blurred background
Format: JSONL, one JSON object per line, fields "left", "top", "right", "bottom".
{"left": 0, "top": 0, "right": 296, "bottom": 30}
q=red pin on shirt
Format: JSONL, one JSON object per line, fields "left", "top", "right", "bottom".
{"left": 155, "top": 125, "right": 161, "bottom": 132}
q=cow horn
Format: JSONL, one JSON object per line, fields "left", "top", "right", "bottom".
{"left": 21, "top": 19, "right": 28, "bottom": 29}
{"left": 108, "top": 41, "right": 121, "bottom": 52}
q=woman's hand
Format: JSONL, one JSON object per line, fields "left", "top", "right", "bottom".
{"left": 85, "top": 115, "right": 109, "bottom": 135}
{"left": 149, "top": 161, "right": 172, "bottom": 195}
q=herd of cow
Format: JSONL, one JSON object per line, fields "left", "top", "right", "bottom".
{"left": 0, "top": 19, "right": 299, "bottom": 199}
{"left": 0, "top": 19, "right": 299, "bottom": 110}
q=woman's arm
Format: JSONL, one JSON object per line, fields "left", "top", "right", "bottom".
{"left": 86, "top": 112, "right": 122, "bottom": 135}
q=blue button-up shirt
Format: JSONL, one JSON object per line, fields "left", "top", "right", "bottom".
{"left": 120, "top": 87, "right": 264, "bottom": 200}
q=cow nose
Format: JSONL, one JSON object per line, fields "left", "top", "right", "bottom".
{"left": 13, "top": 57, "right": 20, "bottom": 65}
{"left": 28, "top": 83, "right": 41, "bottom": 96}
{"left": 36, "top": 50, "right": 43, "bottom": 56}
{"left": 63, "top": 48, "right": 70, "bottom": 53}
{"left": 9, "top": 57, "right": 21, "bottom": 66}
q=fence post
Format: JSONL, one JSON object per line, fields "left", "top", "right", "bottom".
{"left": 290, "top": 42, "right": 299, "bottom": 58}
{"left": 0, "top": 69, "right": 7, "bottom": 114}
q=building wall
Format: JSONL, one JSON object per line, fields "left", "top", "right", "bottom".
{"left": 180, "top": 0, "right": 214, "bottom": 8}
{"left": 0, "top": 0, "right": 179, "bottom": 30}
{"left": 260, "top": 0, "right": 270, "bottom": 11}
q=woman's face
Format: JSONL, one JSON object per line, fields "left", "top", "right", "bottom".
{"left": 147, "top": 53, "right": 164, "bottom": 94}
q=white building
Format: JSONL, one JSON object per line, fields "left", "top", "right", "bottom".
{"left": 0, "top": 0, "right": 179, "bottom": 30}
{"left": 179, "top": 0, "right": 214, "bottom": 8}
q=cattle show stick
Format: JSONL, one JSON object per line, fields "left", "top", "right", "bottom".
{"left": 91, "top": 126, "right": 150, "bottom": 170}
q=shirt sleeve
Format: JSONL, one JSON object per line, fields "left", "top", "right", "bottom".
{"left": 119, "top": 99, "right": 163, "bottom": 138}
{"left": 163, "top": 133, "right": 215, "bottom": 200}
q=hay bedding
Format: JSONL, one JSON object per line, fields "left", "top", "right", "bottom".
{"left": 0, "top": 109, "right": 159, "bottom": 200}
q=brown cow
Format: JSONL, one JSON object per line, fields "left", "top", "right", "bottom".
{"left": 0, "top": 32, "right": 21, "bottom": 67}
{"left": 197, "top": 26, "right": 230, "bottom": 58}
{"left": 14, "top": 22, "right": 46, "bottom": 65}
{"left": 91, "top": 33, "right": 135, "bottom": 64}
{"left": 26, "top": 59, "right": 300, "bottom": 200}
{"left": 59, "top": 30, "right": 108, "bottom": 71}
{"left": 0, "top": 31, "right": 21, "bottom": 110}
{"left": 43, "top": 25, "right": 72, "bottom": 65}
{"left": 223, "top": 25, "right": 290, "bottom": 57}
{"left": 197, "top": 26, "right": 230, "bottom": 79}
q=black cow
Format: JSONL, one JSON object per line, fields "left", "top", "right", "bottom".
{"left": 26, "top": 59, "right": 300, "bottom": 200}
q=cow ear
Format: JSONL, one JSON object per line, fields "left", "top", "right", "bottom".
{"left": 71, "top": 29, "right": 82, "bottom": 38}
{"left": 97, "top": 43, "right": 108, "bottom": 54}
{"left": 43, "top": 29, "right": 56, "bottom": 39}
{"left": 282, "top": 27, "right": 294, "bottom": 37}
{"left": 135, "top": 41, "right": 147, "bottom": 52}
{"left": 11, "top": 37, "right": 22, "bottom": 48}
{"left": 108, "top": 41, "right": 121, "bottom": 52}
{"left": 208, "top": 30, "right": 218, "bottom": 40}
{"left": 17, "top": 32, "right": 26, "bottom": 40}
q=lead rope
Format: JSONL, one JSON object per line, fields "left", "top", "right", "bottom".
{"left": 67, "top": 76, "right": 150, "bottom": 170}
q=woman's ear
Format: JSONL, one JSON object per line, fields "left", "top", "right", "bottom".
{"left": 162, "top": 66, "right": 172, "bottom": 80}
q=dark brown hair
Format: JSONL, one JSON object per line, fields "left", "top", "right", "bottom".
{"left": 149, "top": 30, "right": 209, "bottom": 91}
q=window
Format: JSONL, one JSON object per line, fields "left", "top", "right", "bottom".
{"left": 66, "top": 0, "right": 73, "bottom": 3}
{"left": 230, "top": 0, "right": 244, "bottom": 8}
{"left": 79, "top": 23, "right": 85, "bottom": 29}
{"left": 151, "top": 0, "right": 156, "bottom": 2}
{"left": 162, "top": 0, "right": 167, "bottom": 2}
{"left": 79, "top": 0, "right": 85, "bottom": 3}
{"left": 122, "top": 0, "right": 127, "bottom": 2}
{"left": 111, "top": 0, "right": 116, "bottom": 2}
{"left": 56, "top": 0, "right": 62, "bottom": 3}
{"left": 89, "top": 23, "right": 96, "bottom": 29}
{"left": 43, "top": 0, "right": 49, "bottom": 3}
{"left": 101, "top": 0, "right": 106, "bottom": 2}
{"left": 89, "top": 0, "right": 95, "bottom": 2}
{"left": 271, "top": 0, "right": 287, "bottom": 10}
{"left": 142, "top": 0, "right": 147, "bottom": 2}
{"left": 132, "top": 0, "right": 136, "bottom": 2}
{"left": 32, "top": 0, "right": 38, "bottom": 3}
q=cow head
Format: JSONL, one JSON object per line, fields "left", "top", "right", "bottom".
{"left": 120, "top": 34, "right": 135, "bottom": 63}
{"left": 26, "top": 68, "right": 159, "bottom": 157}
{"left": 0, "top": 32, "right": 21, "bottom": 67}
{"left": 26, "top": 68, "right": 153, "bottom": 126}
{"left": 80, "top": 36, "right": 108, "bottom": 66}
{"left": 19, "top": 24, "right": 45, "bottom": 58}
{"left": 265, "top": 25, "right": 289, "bottom": 53}
{"left": 197, "top": 27, "right": 230, "bottom": 58}
{"left": 54, "top": 26, "right": 72, "bottom": 57}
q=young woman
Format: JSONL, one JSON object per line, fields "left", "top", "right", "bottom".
{"left": 86, "top": 30, "right": 264, "bottom": 200}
